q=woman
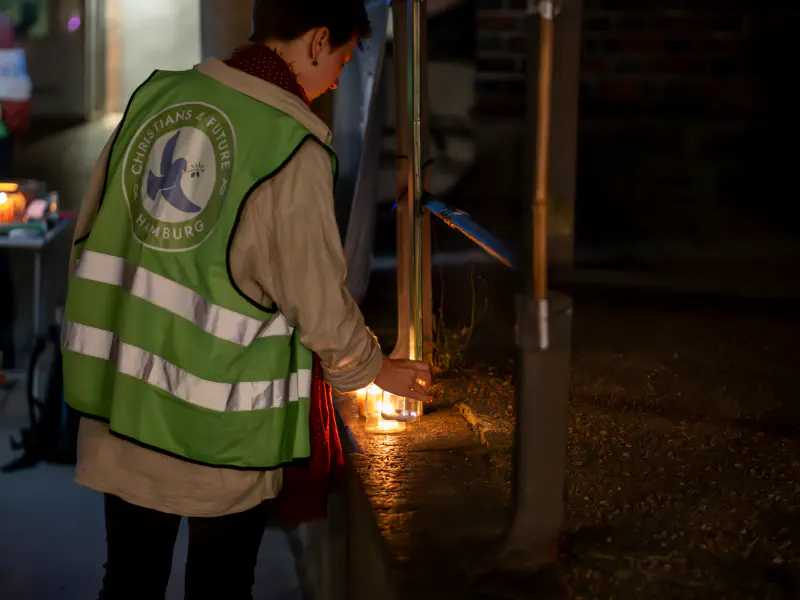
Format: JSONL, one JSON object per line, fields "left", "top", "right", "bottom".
{"left": 64, "top": 1, "right": 431, "bottom": 599}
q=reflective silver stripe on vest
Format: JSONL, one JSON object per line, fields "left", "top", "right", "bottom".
{"left": 63, "top": 321, "right": 310, "bottom": 413}
{"left": 75, "top": 251, "right": 292, "bottom": 346}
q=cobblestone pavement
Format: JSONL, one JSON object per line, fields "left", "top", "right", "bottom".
{"left": 0, "top": 386, "right": 304, "bottom": 600}
{"left": 439, "top": 293, "right": 800, "bottom": 599}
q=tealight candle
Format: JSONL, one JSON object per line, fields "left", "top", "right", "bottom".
{"left": 380, "top": 391, "right": 422, "bottom": 423}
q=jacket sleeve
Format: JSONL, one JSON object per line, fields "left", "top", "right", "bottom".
{"left": 70, "top": 126, "right": 120, "bottom": 274}
{"left": 239, "top": 139, "right": 384, "bottom": 393}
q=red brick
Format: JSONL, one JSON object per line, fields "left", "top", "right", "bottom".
{"left": 615, "top": 37, "right": 663, "bottom": 55}
{"left": 613, "top": 57, "right": 649, "bottom": 76}
{"left": 584, "top": 0, "right": 641, "bottom": 10}
{"left": 508, "top": 35, "right": 526, "bottom": 53}
{"left": 478, "top": 35, "right": 510, "bottom": 53}
{"left": 710, "top": 14, "right": 746, "bottom": 34}
{"left": 710, "top": 37, "right": 746, "bottom": 57}
{"left": 477, "top": 56, "right": 519, "bottom": 74}
{"left": 584, "top": 17, "right": 614, "bottom": 32}
{"left": 651, "top": 56, "right": 709, "bottom": 76}
{"left": 580, "top": 38, "right": 599, "bottom": 57}
{"left": 614, "top": 16, "right": 649, "bottom": 33}
{"left": 473, "top": 93, "right": 526, "bottom": 118}
{"left": 652, "top": 14, "right": 707, "bottom": 34}
{"left": 662, "top": 37, "right": 692, "bottom": 55}
{"left": 597, "top": 81, "right": 646, "bottom": 104}
{"left": 476, "top": 77, "right": 526, "bottom": 97}
{"left": 477, "top": 15, "right": 521, "bottom": 32}
{"left": 715, "top": 82, "right": 762, "bottom": 114}
{"left": 580, "top": 57, "right": 612, "bottom": 75}
{"left": 599, "top": 38, "right": 623, "bottom": 54}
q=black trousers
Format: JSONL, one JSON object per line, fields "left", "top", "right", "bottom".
{"left": 99, "top": 494, "right": 270, "bottom": 600}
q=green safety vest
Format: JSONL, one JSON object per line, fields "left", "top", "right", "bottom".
{"left": 62, "top": 68, "right": 335, "bottom": 469}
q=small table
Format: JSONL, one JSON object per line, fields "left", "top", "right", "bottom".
{"left": 0, "top": 218, "right": 72, "bottom": 386}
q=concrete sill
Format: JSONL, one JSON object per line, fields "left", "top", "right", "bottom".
{"left": 328, "top": 392, "right": 510, "bottom": 600}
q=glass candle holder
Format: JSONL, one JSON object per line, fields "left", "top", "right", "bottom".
{"left": 380, "top": 391, "right": 422, "bottom": 423}
{"left": 364, "top": 384, "right": 381, "bottom": 417}
{"left": 364, "top": 384, "right": 407, "bottom": 433}
{"left": 355, "top": 387, "right": 367, "bottom": 418}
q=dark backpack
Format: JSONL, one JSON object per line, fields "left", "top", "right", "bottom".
{"left": 3, "top": 322, "right": 78, "bottom": 473}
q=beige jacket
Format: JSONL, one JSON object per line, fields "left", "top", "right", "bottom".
{"left": 71, "top": 59, "right": 383, "bottom": 517}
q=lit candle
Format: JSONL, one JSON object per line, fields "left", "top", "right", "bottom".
{"left": 381, "top": 391, "right": 420, "bottom": 422}
{"left": 355, "top": 387, "right": 367, "bottom": 418}
{"left": 0, "top": 192, "right": 12, "bottom": 222}
{"left": 364, "top": 384, "right": 407, "bottom": 433}
{"left": 365, "top": 384, "right": 382, "bottom": 415}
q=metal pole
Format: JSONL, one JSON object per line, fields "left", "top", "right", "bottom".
{"left": 533, "top": 0, "right": 555, "bottom": 349}
{"left": 420, "top": 2, "right": 434, "bottom": 362}
{"left": 409, "top": 0, "right": 425, "bottom": 362}
{"left": 391, "top": 0, "right": 410, "bottom": 360}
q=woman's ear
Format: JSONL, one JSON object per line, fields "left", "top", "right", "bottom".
{"left": 309, "top": 27, "right": 331, "bottom": 61}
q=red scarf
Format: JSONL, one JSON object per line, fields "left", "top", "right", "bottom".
{"left": 226, "top": 44, "right": 344, "bottom": 523}
{"left": 225, "top": 44, "right": 311, "bottom": 107}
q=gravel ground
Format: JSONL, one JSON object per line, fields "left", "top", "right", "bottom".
{"left": 436, "top": 295, "right": 800, "bottom": 599}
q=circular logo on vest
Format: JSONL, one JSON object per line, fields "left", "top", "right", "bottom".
{"left": 122, "top": 103, "right": 236, "bottom": 251}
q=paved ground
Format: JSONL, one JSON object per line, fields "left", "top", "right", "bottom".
{"left": 437, "top": 291, "right": 800, "bottom": 599}
{"left": 0, "top": 386, "right": 304, "bottom": 600}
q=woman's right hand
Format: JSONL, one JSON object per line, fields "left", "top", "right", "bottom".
{"left": 373, "top": 357, "right": 433, "bottom": 403}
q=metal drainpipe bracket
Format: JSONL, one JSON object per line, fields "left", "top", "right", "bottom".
{"left": 527, "top": 0, "right": 563, "bottom": 18}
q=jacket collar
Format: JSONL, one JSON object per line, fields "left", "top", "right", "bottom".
{"left": 194, "top": 58, "right": 331, "bottom": 145}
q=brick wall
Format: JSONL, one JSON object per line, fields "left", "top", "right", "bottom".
{"left": 475, "top": 1, "right": 787, "bottom": 117}
{"left": 476, "top": 1, "right": 800, "bottom": 259}
{"left": 475, "top": 0, "right": 529, "bottom": 116}
{"left": 477, "top": 0, "right": 788, "bottom": 116}
{"left": 578, "top": 3, "right": 773, "bottom": 119}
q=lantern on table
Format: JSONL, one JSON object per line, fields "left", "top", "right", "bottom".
{"left": 0, "top": 183, "right": 26, "bottom": 224}
{"left": 0, "top": 192, "right": 12, "bottom": 223}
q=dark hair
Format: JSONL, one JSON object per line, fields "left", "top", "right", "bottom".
{"left": 251, "top": 0, "right": 372, "bottom": 49}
